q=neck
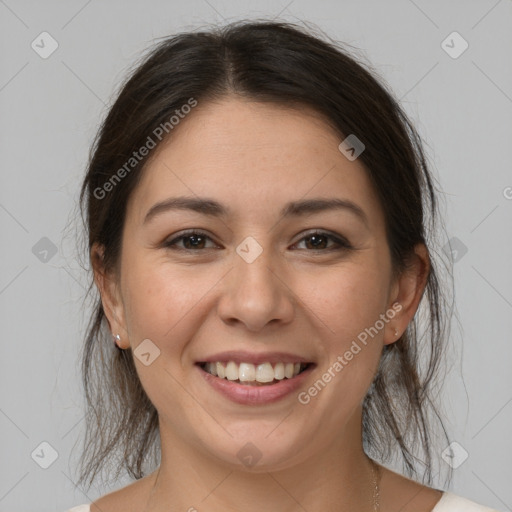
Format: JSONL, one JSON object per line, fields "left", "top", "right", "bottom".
{"left": 144, "top": 410, "right": 379, "bottom": 512}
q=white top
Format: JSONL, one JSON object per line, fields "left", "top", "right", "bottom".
{"left": 65, "top": 492, "right": 501, "bottom": 511}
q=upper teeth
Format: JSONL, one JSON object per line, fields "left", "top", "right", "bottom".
{"left": 204, "top": 361, "right": 305, "bottom": 382}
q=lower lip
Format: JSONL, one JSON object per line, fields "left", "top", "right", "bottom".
{"left": 196, "top": 364, "right": 315, "bottom": 405}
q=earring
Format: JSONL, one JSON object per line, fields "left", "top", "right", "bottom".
{"left": 394, "top": 328, "right": 399, "bottom": 338}
{"left": 114, "top": 333, "right": 121, "bottom": 347}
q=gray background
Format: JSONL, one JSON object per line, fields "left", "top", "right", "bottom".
{"left": 1, "top": 1, "right": 511, "bottom": 510}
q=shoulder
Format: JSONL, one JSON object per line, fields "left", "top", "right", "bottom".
{"left": 378, "top": 464, "right": 499, "bottom": 512}
{"left": 432, "top": 491, "right": 500, "bottom": 512}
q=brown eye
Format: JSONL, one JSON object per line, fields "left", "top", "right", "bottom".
{"left": 164, "top": 230, "right": 217, "bottom": 251}
{"left": 294, "top": 231, "right": 351, "bottom": 251}
{"left": 163, "top": 229, "right": 351, "bottom": 253}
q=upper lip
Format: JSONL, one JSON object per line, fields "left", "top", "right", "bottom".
{"left": 196, "top": 350, "right": 314, "bottom": 366}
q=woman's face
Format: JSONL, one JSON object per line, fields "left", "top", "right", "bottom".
{"left": 97, "top": 97, "right": 422, "bottom": 471}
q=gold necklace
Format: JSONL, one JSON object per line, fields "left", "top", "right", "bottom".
{"left": 144, "top": 459, "right": 381, "bottom": 511}
{"left": 371, "top": 458, "right": 381, "bottom": 512}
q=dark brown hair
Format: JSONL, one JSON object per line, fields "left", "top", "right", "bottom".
{"left": 74, "top": 19, "right": 455, "bottom": 491}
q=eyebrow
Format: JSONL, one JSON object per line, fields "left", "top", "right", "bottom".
{"left": 143, "top": 196, "right": 369, "bottom": 228}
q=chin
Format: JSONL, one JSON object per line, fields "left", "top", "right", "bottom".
{"left": 198, "top": 427, "right": 314, "bottom": 473}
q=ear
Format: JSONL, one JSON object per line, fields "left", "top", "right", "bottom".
{"left": 91, "top": 242, "right": 130, "bottom": 349}
{"left": 384, "top": 243, "right": 430, "bottom": 346}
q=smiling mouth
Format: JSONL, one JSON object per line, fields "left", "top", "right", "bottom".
{"left": 197, "top": 361, "right": 313, "bottom": 386}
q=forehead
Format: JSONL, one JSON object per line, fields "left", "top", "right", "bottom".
{"left": 126, "top": 97, "right": 385, "bottom": 230}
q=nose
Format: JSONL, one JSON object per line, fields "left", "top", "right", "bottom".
{"left": 216, "top": 243, "right": 295, "bottom": 332}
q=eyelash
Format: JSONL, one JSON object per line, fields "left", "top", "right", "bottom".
{"left": 163, "top": 229, "right": 352, "bottom": 253}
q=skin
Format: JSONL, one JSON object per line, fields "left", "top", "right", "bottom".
{"left": 91, "top": 97, "right": 443, "bottom": 512}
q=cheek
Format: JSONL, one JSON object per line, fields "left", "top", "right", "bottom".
{"left": 298, "top": 261, "right": 388, "bottom": 402}
{"left": 122, "top": 257, "right": 219, "bottom": 345}
{"left": 303, "top": 260, "right": 390, "bottom": 338}
{"left": 120, "top": 261, "right": 214, "bottom": 408}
